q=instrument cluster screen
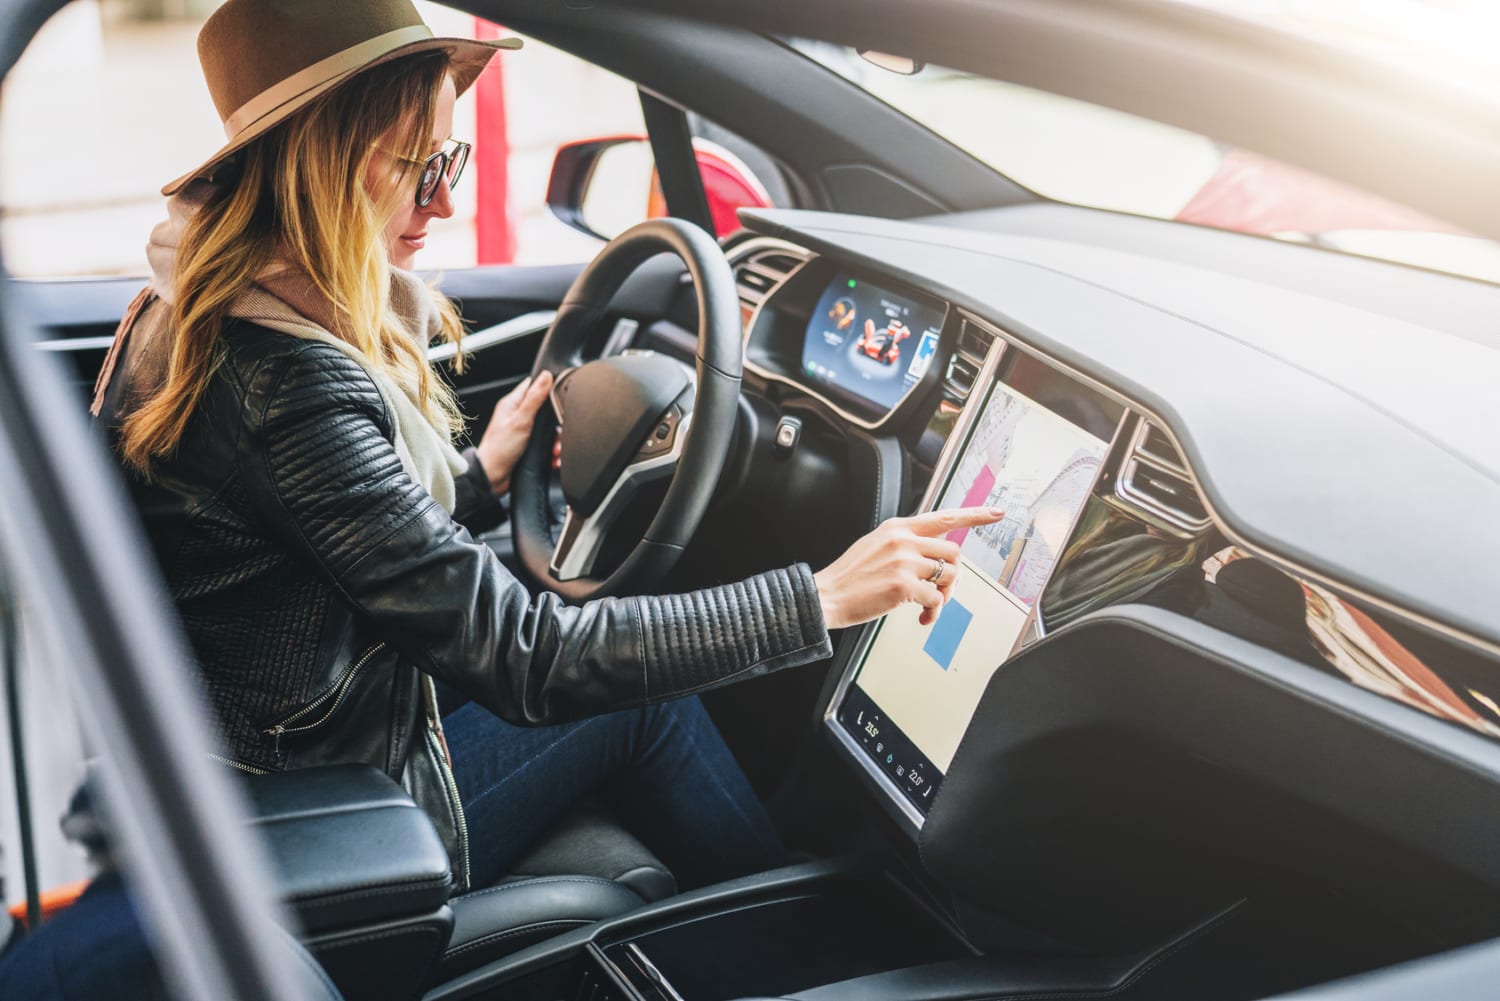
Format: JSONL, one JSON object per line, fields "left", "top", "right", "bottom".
{"left": 835, "top": 360, "right": 1122, "bottom": 817}
{"left": 801, "top": 273, "right": 944, "bottom": 414}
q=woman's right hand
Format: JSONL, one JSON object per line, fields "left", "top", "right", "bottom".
{"left": 814, "top": 507, "right": 1006, "bottom": 629}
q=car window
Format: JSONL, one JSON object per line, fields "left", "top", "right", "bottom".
{"left": 789, "top": 39, "right": 1500, "bottom": 286}
{"left": 0, "top": 2, "right": 789, "bottom": 280}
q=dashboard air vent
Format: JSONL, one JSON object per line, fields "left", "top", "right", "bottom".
{"left": 1137, "top": 423, "right": 1181, "bottom": 469}
{"left": 957, "top": 324, "right": 993, "bottom": 363}
{"left": 945, "top": 320, "right": 996, "bottom": 399}
{"left": 731, "top": 241, "right": 808, "bottom": 315}
{"left": 1114, "top": 419, "right": 1212, "bottom": 536}
{"left": 753, "top": 252, "right": 805, "bottom": 274}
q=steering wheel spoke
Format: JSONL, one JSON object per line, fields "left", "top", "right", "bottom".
{"left": 546, "top": 365, "right": 577, "bottom": 423}
{"left": 549, "top": 406, "right": 693, "bottom": 582}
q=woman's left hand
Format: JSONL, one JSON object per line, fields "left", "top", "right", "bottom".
{"left": 475, "top": 370, "right": 554, "bottom": 495}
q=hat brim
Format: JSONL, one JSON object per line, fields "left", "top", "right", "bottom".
{"left": 161, "top": 35, "right": 520, "bottom": 196}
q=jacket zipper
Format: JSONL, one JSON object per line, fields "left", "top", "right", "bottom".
{"left": 207, "top": 752, "right": 269, "bottom": 776}
{"left": 263, "top": 642, "right": 386, "bottom": 756}
{"left": 423, "top": 676, "right": 471, "bottom": 891}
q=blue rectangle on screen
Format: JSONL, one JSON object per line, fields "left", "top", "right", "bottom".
{"left": 922, "top": 600, "right": 972, "bottom": 670}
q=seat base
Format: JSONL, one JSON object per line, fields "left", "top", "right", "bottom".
{"left": 506, "top": 801, "right": 677, "bottom": 903}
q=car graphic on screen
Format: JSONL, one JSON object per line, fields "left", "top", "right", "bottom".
{"left": 855, "top": 317, "right": 912, "bottom": 365}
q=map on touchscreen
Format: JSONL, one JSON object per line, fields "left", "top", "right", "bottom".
{"left": 936, "top": 382, "right": 1110, "bottom": 605}
{"left": 846, "top": 380, "right": 1111, "bottom": 780}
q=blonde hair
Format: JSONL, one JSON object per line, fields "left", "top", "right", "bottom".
{"left": 120, "top": 51, "right": 466, "bottom": 473}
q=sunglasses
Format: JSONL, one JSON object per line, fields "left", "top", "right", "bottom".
{"left": 383, "top": 139, "right": 472, "bottom": 207}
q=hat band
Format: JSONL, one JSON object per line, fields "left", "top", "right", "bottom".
{"left": 223, "top": 24, "right": 434, "bottom": 140}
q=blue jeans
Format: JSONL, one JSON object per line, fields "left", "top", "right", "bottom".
{"left": 0, "top": 873, "right": 169, "bottom": 1001}
{"left": 442, "top": 696, "right": 787, "bottom": 891}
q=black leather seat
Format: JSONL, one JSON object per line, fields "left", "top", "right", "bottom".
{"left": 506, "top": 800, "right": 678, "bottom": 903}
{"left": 434, "top": 800, "right": 676, "bottom": 979}
{"left": 247, "top": 765, "right": 670, "bottom": 994}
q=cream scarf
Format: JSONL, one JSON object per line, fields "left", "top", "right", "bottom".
{"left": 138, "top": 181, "right": 467, "bottom": 511}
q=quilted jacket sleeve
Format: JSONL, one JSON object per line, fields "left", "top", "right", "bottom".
{"left": 233, "top": 337, "right": 831, "bottom": 724}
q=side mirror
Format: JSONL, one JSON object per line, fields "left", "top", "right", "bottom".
{"left": 545, "top": 135, "right": 656, "bottom": 243}
{"left": 856, "top": 49, "right": 926, "bottom": 75}
{"left": 546, "top": 136, "right": 774, "bottom": 242}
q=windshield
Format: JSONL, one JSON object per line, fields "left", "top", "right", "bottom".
{"left": 789, "top": 9, "right": 1500, "bottom": 286}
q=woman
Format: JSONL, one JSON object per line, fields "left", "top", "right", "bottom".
{"left": 94, "top": 0, "right": 996, "bottom": 894}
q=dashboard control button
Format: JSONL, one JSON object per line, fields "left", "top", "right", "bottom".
{"left": 774, "top": 415, "right": 802, "bottom": 455}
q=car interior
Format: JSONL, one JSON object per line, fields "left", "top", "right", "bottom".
{"left": 4, "top": 1, "right": 1500, "bottom": 1000}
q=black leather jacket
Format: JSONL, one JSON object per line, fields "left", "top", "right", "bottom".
{"left": 101, "top": 318, "right": 832, "bottom": 890}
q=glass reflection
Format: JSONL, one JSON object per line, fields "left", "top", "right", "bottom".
{"left": 1205, "top": 548, "right": 1500, "bottom": 738}
{"left": 1040, "top": 497, "right": 1214, "bottom": 631}
{"left": 1043, "top": 503, "right": 1500, "bottom": 741}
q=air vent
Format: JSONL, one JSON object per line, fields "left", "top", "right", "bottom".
{"left": 944, "top": 356, "right": 980, "bottom": 398}
{"left": 731, "top": 241, "right": 808, "bottom": 314}
{"left": 754, "top": 252, "right": 804, "bottom": 273}
{"left": 738, "top": 269, "right": 777, "bottom": 294}
{"left": 1137, "top": 422, "right": 1184, "bottom": 472}
{"left": 944, "top": 320, "right": 996, "bottom": 399}
{"left": 957, "top": 323, "right": 994, "bottom": 363}
{"left": 1114, "top": 419, "right": 1212, "bottom": 536}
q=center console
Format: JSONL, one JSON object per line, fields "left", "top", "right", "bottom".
{"left": 424, "top": 861, "right": 972, "bottom": 1001}
{"left": 421, "top": 855, "right": 1290, "bottom": 1001}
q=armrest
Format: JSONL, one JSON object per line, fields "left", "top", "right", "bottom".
{"left": 246, "top": 764, "right": 452, "bottom": 934}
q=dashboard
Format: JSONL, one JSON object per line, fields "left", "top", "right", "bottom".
{"left": 725, "top": 213, "right": 1500, "bottom": 841}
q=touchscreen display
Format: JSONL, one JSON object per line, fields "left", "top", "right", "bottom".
{"left": 802, "top": 274, "right": 944, "bottom": 413}
{"left": 837, "top": 375, "right": 1117, "bottom": 813}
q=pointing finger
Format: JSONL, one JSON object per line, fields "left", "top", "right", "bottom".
{"left": 909, "top": 506, "right": 1005, "bottom": 536}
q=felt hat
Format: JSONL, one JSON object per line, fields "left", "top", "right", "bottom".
{"left": 162, "top": 0, "right": 520, "bottom": 195}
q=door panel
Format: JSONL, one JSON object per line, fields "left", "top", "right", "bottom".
{"left": 12, "top": 255, "right": 690, "bottom": 410}
{"left": 435, "top": 254, "right": 689, "bottom": 439}
{"left": 13, "top": 277, "right": 144, "bottom": 399}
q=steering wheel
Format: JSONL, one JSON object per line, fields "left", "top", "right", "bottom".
{"left": 510, "top": 218, "right": 742, "bottom": 602}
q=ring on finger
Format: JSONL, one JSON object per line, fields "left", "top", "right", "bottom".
{"left": 925, "top": 557, "right": 947, "bottom": 585}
